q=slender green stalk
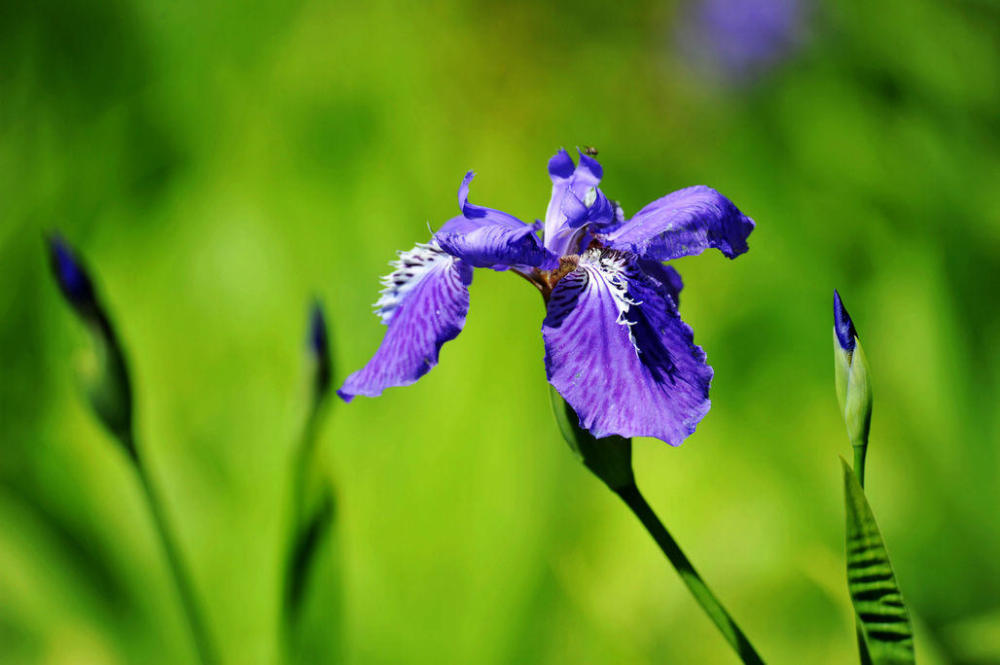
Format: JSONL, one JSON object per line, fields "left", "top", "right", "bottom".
{"left": 291, "top": 410, "right": 321, "bottom": 533}
{"left": 852, "top": 442, "right": 871, "bottom": 664}
{"left": 852, "top": 444, "right": 867, "bottom": 489}
{"left": 614, "top": 483, "right": 766, "bottom": 665}
{"left": 127, "top": 432, "right": 218, "bottom": 665}
{"left": 549, "top": 388, "right": 764, "bottom": 664}
{"left": 284, "top": 405, "right": 329, "bottom": 622}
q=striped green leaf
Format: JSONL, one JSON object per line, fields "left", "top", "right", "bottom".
{"left": 842, "top": 459, "right": 915, "bottom": 665}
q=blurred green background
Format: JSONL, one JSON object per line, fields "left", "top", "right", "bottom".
{"left": 2, "top": 0, "right": 1000, "bottom": 663}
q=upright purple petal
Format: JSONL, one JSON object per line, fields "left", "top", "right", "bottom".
{"left": 542, "top": 249, "right": 713, "bottom": 444}
{"left": 543, "top": 149, "right": 615, "bottom": 255}
{"left": 436, "top": 172, "right": 556, "bottom": 269}
{"left": 602, "top": 185, "right": 754, "bottom": 261}
{"left": 338, "top": 241, "right": 473, "bottom": 401}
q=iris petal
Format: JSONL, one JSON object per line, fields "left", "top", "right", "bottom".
{"left": 638, "top": 258, "right": 684, "bottom": 307}
{"left": 436, "top": 172, "right": 556, "bottom": 269}
{"left": 602, "top": 185, "right": 754, "bottom": 261}
{"left": 338, "top": 241, "right": 473, "bottom": 401}
{"left": 542, "top": 250, "right": 712, "bottom": 444}
{"left": 543, "top": 149, "right": 615, "bottom": 255}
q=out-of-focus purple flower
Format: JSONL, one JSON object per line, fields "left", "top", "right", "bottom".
{"left": 338, "top": 150, "right": 755, "bottom": 446}
{"left": 676, "top": 0, "right": 809, "bottom": 84}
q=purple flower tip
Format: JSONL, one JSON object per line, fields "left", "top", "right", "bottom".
{"left": 47, "top": 234, "right": 96, "bottom": 309}
{"left": 309, "top": 300, "right": 329, "bottom": 357}
{"left": 833, "top": 289, "right": 857, "bottom": 352}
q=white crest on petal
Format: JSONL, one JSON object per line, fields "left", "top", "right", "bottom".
{"left": 579, "top": 248, "right": 643, "bottom": 356}
{"left": 374, "top": 240, "right": 454, "bottom": 325}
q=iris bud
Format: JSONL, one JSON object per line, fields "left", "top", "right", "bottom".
{"left": 833, "top": 290, "right": 872, "bottom": 479}
{"left": 47, "top": 235, "right": 135, "bottom": 457}
{"left": 308, "top": 300, "right": 333, "bottom": 407}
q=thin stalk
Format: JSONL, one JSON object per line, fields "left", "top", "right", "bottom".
{"left": 852, "top": 445, "right": 867, "bottom": 489}
{"left": 291, "top": 408, "right": 324, "bottom": 534}
{"left": 282, "top": 394, "right": 334, "bottom": 661}
{"left": 127, "top": 432, "right": 218, "bottom": 665}
{"left": 614, "top": 483, "right": 765, "bottom": 665}
{"left": 851, "top": 442, "right": 872, "bottom": 665}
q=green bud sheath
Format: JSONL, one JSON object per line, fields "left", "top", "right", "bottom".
{"left": 82, "top": 315, "right": 135, "bottom": 456}
{"left": 845, "top": 340, "right": 873, "bottom": 450}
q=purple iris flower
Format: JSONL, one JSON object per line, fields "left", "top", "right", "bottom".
{"left": 338, "top": 150, "right": 755, "bottom": 445}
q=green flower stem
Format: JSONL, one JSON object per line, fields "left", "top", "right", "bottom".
{"left": 291, "top": 409, "right": 322, "bottom": 532}
{"left": 549, "top": 387, "right": 763, "bottom": 664}
{"left": 284, "top": 406, "right": 324, "bottom": 619}
{"left": 614, "top": 483, "right": 766, "bottom": 665}
{"left": 852, "top": 441, "right": 871, "bottom": 665}
{"left": 852, "top": 444, "right": 867, "bottom": 489}
{"left": 283, "top": 388, "right": 335, "bottom": 662}
{"left": 126, "top": 432, "right": 218, "bottom": 665}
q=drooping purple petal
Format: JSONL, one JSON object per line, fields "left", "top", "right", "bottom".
{"left": 542, "top": 249, "right": 713, "bottom": 444}
{"left": 543, "top": 149, "right": 615, "bottom": 256}
{"left": 338, "top": 241, "right": 473, "bottom": 401}
{"left": 602, "top": 185, "right": 754, "bottom": 261}
{"left": 435, "top": 172, "right": 556, "bottom": 269}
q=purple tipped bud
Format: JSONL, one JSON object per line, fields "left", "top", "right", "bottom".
{"left": 309, "top": 302, "right": 328, "bottom": 357}
{"left": 833, "top": 289, "right": 857, "bottom": 352}
{"left": 308, "top": 300, "right": 332, "bottom": 402}
{"left": 46, "top": 235, "right": 135, "bottom": 455}
{"left": 47, "top": 235, "right": 96, "bottom": 312}
{"left": 832, "top": 289, "right": 872, "bottom": 454}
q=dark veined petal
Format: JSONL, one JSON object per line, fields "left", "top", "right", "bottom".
{"left": 638, "top": 258, "right": 684, "bottom": 307}
{"left": 542, "top": 250, "right": 713, "bottom": 444}
{"left": 543, "top": 149, "right": 614, "bottom": 255}
{"left": 435, "top": 172, "right": 556, "bottom": 269}
{"left": 602, "top": 185, "right": 754, "bottom": 261}
{"left": 338, "top": 241, "right": 473, "bottom": 401}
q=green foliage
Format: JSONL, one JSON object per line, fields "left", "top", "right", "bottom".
{"left": 2, "top": 0, "right": 999, "bottom": 662}
{"left": 842, "top": 460, "right": 915, "bottom": 665}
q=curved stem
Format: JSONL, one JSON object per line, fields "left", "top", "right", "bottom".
{"left": 129, "top": 434, "right": 218, "bottom": 665}
{"left": 614, "top": 483, "right": 765, "bottom": 665}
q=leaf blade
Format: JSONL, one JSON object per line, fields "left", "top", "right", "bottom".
{"left": 842, "top": 459, "right": 916, "bottom": 665}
